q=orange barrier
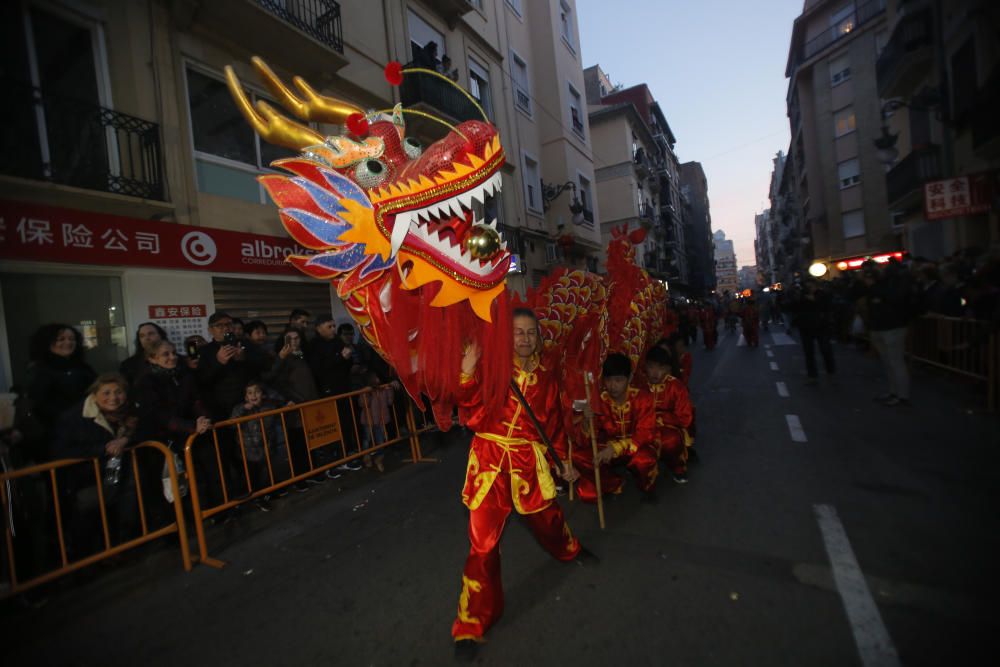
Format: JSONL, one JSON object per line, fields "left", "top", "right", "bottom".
{"left": 0, "top": 440, "right": 191, "bottom": 598}
{"left": 183, "top": 387, "right": 435, "bottom": 568}
{"left": 907, "top": 314, "right": 999, "bottom": 411}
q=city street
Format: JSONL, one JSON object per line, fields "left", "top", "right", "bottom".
{"left": 6, "top": 327, "right": 999, "bottom": 666}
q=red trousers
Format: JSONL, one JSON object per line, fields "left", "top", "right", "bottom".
{"left": 659, "top": 427, "right": 688, "bottom": 474}
{"left": 451, "top": 471, "right": 580, "bottom": 640}
{"left": 703, "top": 327, "right": 717, "bottom": 349}
{"left": 572, "top": 443, "right": 659, "bottom": 502}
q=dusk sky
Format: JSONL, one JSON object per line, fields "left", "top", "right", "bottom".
{"left": 577, "top": 0, "right": 804, "bottom": 270}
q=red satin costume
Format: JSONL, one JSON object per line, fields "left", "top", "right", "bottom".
{"left": 647, "top": 376, "right": 694, "bottom": 475}
{"left": 452, "top": 356, "right": 581, "bottom": 641}
{"left": 569, "top": 386, "right": 658, "bottom": 502}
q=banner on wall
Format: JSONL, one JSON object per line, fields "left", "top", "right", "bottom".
{"left": 0, "top": 200, "right": 316, "bottom": 275}
{"left": 147, "top": 305, "right": 210, "bottom": 349}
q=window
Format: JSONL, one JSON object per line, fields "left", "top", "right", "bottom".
{"left": 408, "top": 10, "right": 445, "bottom": 69}
{"left": 578, "top": 174, "right": 594, "bottom": 225}
{"left": 560, "top": 0, "right": 574, "bottom": 49}
{"left": 511, "top": 51, "right": 531, "bottom": 115}
{"left": 568, "top": 84, "right": 584, "bottom": 137}
{"left": 837, "top": 159, "right": 860, "bottom": 188}
{"left": 523, "top": 154, "right": 542, "bottom": 213}
{"left": 842, "top": 209, "right": 865, "bottom": 238}
{"left": 833, "top": 106, "right": 856, "bottom": 137}
{"left": 829, "top": 54, "right": 850, "bottom": 86}
{"left": 187, "top": 67, "right": 296, "bottom": 203}
{"left": 506, "top": 0, "right": 523, "bottom": 17}
{"left": 830, "top": 3, "right": 855, "bottom": 38}
{"left": 468, "top": 0, "right": 483, "bottom": 9}
{"left": 468, "top": 57, "right": 493, "bottom": 120}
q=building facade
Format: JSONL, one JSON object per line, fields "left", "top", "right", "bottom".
{"left": 875, "top": 0, "right": 999, "bottom": 259}
{"left": 0, "top": 0, "right": 598, "bottom": 389}
{"left": 678, "top": 161, "right": 715, "bottom": 296}
{"left": 713, "top": 230, "right": 739, "bottom": 295}
{"left": 583, "top": 65, "right": 687, "bottom": 287}
{"left": 785, "top": 0, "right": 894, "bottom": 274}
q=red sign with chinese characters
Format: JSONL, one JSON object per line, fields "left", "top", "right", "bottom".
{"left": 148, "top": 305, "right": 207, "bottom": 319}
{"left": 923, "top": 171, "right": 996, "bottom": 221}
{"left": 0, "top": 200, "right": 316, "bottom": 274}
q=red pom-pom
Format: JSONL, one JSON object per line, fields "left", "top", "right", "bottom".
{"left": 384, "top": 61, "right": 404, "bottom": 86}
{"left": 346, "top": 113, "right": 369, "bottom": 136}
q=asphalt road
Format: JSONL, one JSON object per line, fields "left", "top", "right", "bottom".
{"left": 5, "top": 325, "right": 999, "bottom": 666}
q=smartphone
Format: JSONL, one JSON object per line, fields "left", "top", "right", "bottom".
{"left": 223, "top": 331, "right": 238, "bottom": 346}
{"left": 185, "top": 341, "right": 200, "bottom": 359}
{"left": 572, "top": 399, "right": 588, "bottom": 413}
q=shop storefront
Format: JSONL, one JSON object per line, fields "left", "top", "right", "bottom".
{"left": 0, "top": 200, "right": 345, "bottom": 390}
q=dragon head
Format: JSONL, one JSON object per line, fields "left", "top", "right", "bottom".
{"left": 225, "top": 58, "right": 510, "bottom": 322}
{"left": 225, "top": 58, "right": 514, "bottom": 426}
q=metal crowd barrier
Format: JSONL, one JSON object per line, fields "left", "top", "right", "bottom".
{"left": 183, "top": 386, "right": 435, "bottom": 568}
{"left": 907, "top": 314, "right": 999, "bottom": 411}
{"left": 1, "top": 440, "right": 191, "bottom": 599}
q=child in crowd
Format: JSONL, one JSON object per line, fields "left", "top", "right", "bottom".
{"left": 230, "top": 380, "right": 286, "bottom": 511}
{"left": 359, "top": 371, "right": 393, "bottom": 472}
{"left": 643, "top": 346, "right": 694, "bottom": 484}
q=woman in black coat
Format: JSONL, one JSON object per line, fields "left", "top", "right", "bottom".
{"left": 25, "top": 324, "right": 96, "bottom": 460}
{"left": 133, "top": 340, "right": 212, "bottom": 449}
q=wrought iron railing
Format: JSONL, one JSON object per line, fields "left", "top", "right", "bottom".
{"left": 886, "top": 144, "right": 941, "bottom": 204}
{"left": 255, "top": 0, "right": 343, "bottom": 53}
{"left": 400, "top": 61, "right": 482, "bottom": 122}
{"left": 2, "top": 79, "right": 164, "bottom": 200}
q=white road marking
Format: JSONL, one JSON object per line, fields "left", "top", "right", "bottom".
{"left": 737, "top": 334, "right": 746, "bottom": 346}
{"left": 769, "top": 361, "right": 779, "bottom": 371}
{"left": 814, "top": 504, "right": 901, "bottom": 667}
{"left": 776, "top": 381, "right": 789, "bottom": 397}
{"left": 766, "top": 350, "right": 774, "bottom": 357}
{"left": 785, "top": 414, "right": 807, "bottom": 442}
{"left": 764, "top": 344, "right": 771, "bottom": 349}
{"left": 770, "top": 332, "right": 797, "bottom": 346}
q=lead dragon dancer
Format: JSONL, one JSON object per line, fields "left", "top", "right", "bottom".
{"left": 225, "top": 58, "right": 584, "bottom": 657}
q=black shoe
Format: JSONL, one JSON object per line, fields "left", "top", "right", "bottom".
{"left": 306, "top": 474, "right": 327, "bottom": 485}
{"left": 672, "top": 471, "right": 689, "bottom": 485}
{"left": 254, "top": 497, "right": 273, "bottom": 513}
{"left": 574, "top": 546, "right": 600, "bottom": 566}
{"left": 454, "top": 639, "right": 479, "bottom": 662}
{"left": 292, "top": 481, "right": 310, "bottom": 493}
{"left": 325, "top": 468, "right": 343, "bottom": 480}
{"left": 340, "top": 460, "right": 363, "bottom": 472}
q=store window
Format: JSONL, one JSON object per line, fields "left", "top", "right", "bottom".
{"left": 1, "top": 273, "right": 128, "bottom": 389}
{"left": 186, "top": 67, "right": 296, "bottom": 204}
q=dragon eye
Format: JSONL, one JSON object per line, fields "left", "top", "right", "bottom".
{"left": 354, "top": 158, "right": 388, "bottom": 189}
{"left": 403, "top": 137, "right": 423, "bottom": 159}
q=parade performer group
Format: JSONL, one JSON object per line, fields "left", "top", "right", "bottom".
{"left": 225, "top": 56, "right": 700, "bottom": 659}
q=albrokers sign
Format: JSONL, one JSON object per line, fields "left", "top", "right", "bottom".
{"left": 0, "top": 200, "right": 315, "bottom": 274}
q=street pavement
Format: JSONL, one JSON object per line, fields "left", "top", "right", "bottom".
{"left": 5, "top": 325, "right": 999, "bottom": 666}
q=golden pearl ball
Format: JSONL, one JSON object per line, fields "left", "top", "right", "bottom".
{"left": 464, "top": 225, "right": 501, "bottom": 260}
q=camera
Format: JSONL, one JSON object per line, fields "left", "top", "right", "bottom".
{"left": 185, "top": 340, "right": 200, "bottom": 359}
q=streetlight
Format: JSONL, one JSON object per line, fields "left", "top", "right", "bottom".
{"left": 541, "top": 180, "right": 586, "bottom": 225}
{"left": 808, "top": 261, "right": 828, "bottom": 277}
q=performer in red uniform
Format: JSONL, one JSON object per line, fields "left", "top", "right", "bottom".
{"left": 573, "top": 353, "right": 658, "bottom": 503}
{"left": 644, "top": 346, "right": 694, "bottom": 483}
{"left": 741, "top": 297, "right": 760, "bottom": 347}
{"left": 452, "top": 308, "right": 585, "bottom": 656}
{"left": 700, "top": 304, "right": 718, "bottom": 350}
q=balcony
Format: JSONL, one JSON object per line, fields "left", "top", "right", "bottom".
{"left": 885, "top": 144, "right": 942, "bottom": 207}
{"left": 400, "top": 60, "right": 483, "bottom": 124}
{"left": 876, "top": 8, "right": 933, "bottom": 98}
{"left": 638, "top": 200, "right": 655, "bottom": 222}
{"left": 1, "top": 80, "right": 164, "bottom": 200}
{"left": 173, "top": 0, "right": 346, "bottom": 79}
{"left": 421, "top": 0, "right": 475, "bottom": 25}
